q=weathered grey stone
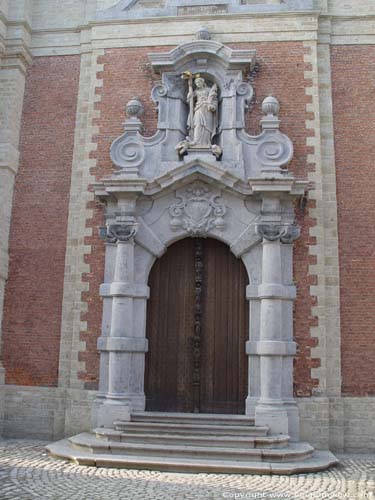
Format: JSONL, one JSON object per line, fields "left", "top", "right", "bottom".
{"left": 97, "top": 0, "right": 314, "bottom": 20}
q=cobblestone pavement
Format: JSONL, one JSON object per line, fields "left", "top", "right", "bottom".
{"left": 0, "top": 439, "right": 375, "bottom": 500}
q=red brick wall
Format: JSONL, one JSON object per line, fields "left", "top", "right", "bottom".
{"left": 2, "top": 55, "right": 80, "bottom": 386}
{"left": 331, "top": 46, "right": 375, "bottom": 396}
{"left": 82, "top": 43, "right": 318, "bottom": 394}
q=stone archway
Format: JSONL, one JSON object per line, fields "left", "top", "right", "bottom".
{"left": 92, "top": 163, "right": 305, "bottom": 443}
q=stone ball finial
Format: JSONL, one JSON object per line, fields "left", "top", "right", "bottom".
{"left": 262, "top": 96, "right": 280, "bottom": 116}
{"left": 196, "top": 27, "right": 211, "bottom": 40}
{"left": 126, "top": 97, "right": 144, "bottom": 119}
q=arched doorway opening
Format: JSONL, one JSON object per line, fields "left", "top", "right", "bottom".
{"left": 145, "top": 237, "right": 249, "bottom": 414}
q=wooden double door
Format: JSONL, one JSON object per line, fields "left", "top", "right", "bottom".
{"left": 145, "top": 238, "right": 249, "bottom": 414}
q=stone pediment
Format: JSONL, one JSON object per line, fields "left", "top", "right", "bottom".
{"left": 98, "top": 0, "right": 314, "bottom": 20}
{"left": 95, "top": 159, "right": 251, "bottom": 202}
{"left": 146, "top": 159, "right": 252, "bottom": 195}
{"left": 148, "top": 40, "right": 256, "bottom": 74}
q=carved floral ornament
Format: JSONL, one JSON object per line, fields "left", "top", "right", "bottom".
{"left": 169, "top": 182, "right": 226, "bottom": 237}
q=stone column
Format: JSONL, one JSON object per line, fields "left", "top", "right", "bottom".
{"left": 248, "top": 195, "right": 301, "bottom": 439}
{"left": 96, "top": 240, "right": 116, "bottom": 401}
{"left": 94, "top": 197, "right": 149, "bottom": 428}
{"left": 254, "top": 229, "right": 292, "bottom": 435}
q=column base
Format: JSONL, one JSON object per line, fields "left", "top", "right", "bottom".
{"left": 284, "top": 401, "right": 300, "bottom": 442}
{"left": 0, "top": 365, "right": 4, "bottom": 436}
{"left": 129, "top": 393, "right": 146, "bottom": 412}
{"left": 255, "top": 404, "right": 289, "bottom": 435}
{"left": 245, "top": 396, "right": 258, "bottom": 418}
{"left": 92, "top": 399, "right": 131, "bottom": 429}
{"left": 0, "top": 364, "right": 5, "bottom": 385}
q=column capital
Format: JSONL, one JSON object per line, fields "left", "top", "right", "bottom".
{"left": 101, "top": 223, "right": 138, "bottom": 243}
{"left": 256, "top": 223, "right": 300, "bottom": 243}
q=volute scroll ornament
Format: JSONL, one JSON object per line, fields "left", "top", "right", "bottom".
{"left": 255, "top": 136, "right": 293, "bottom": 168}
{"left": 110, "top": 97, "right": 146, "bottom": 173}
{"left": 112, "top": 140, "right": 145, "bottom": 169}
{"left": 255, "top": 96, "right": 294, "bottom": 172}
{"left": 151, "top": 83, "right": 168, "bottom": 103}
{"left": 236, "top": 82, "right": 254, "bottom": 111}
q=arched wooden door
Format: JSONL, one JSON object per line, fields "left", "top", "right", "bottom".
{"left": 145, "top": 237, "right": 249, "bottom": 414}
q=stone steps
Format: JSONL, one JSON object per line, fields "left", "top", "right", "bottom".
{"left": 46, "top": 412, "right": 339, "bottom": 474}
{"left": 69, "top": 432, "right": 313, "bottom": 462}
{"left": 94, "top": 428, "right": 290, "bottom": 449}
{"left": 131, "top": 412, "right": 255, "bottom": 426}
{"left": 47, "top": 439, "right": 339, "bottom": 475}
{"left": 113, "top": 421, "right": 269, "bottom": 437}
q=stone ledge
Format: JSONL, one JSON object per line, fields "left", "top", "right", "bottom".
{"left": 100, "top": 283, "right": 150, "bottom": 298}
{"left": 97, "top": 337, "right": 149, "bottom": 352}
{"left": 246, "top": 283, "right": 296, "bottom": 300}
{"left": 246, "top": 340, "right": 297, "bottom": 356}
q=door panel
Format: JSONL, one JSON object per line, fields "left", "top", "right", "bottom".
{"left": 200, "top": 238, "right": 249, "bottom": 413}
{"left": 145, "top": 238, "right": 196, "bottom": 412}
{"left": 145, "top": 237, "right": 248, "bottom": 413}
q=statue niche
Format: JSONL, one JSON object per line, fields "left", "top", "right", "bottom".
{"left": 176, "top": 73, "right": 222, "bottom": 159}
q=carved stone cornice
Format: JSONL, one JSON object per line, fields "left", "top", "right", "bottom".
{"left": 256, "top": 223, "right": 300, "bottom": 243}
{"left": 249, "top": 177, "right": 308, "bottom": 197}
